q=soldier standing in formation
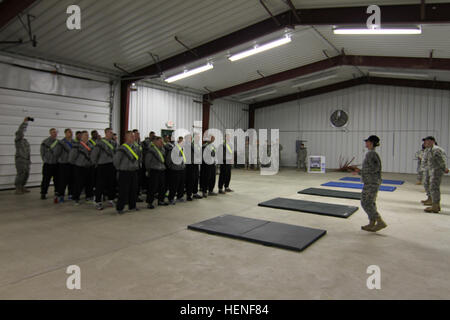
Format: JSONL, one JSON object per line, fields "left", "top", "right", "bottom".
{"left": 218, "top": 134, "right": 234, "bottom": 194}
{"left": 69, "top": 131, "right": 94, "bottom": 205}
{"left": 113, "top": 131, "right": 140, "bottom": 214}
{"left": 40, "top": 128, "right": 59, "bottom": 201}
{"left": 55, "top": 128, "right": 74, "bottom": 202}
{"left": 91, "top": 128, "right": 117, "bottom": 210}
{"left": 352, "top": 135, "right": 387, "bottom": 232}
{"left": 145, "top": 136, "right": 168, "bottom": 209}
{"left": 14, "top": 118, "right": 32, "bottom": 195}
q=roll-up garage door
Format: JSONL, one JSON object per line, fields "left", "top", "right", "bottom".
{"left": 0, "top": 88, "right": 111, "bottom": 190}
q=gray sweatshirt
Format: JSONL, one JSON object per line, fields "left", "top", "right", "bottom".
{"left": 69, "top": 143, "right": 93, "bottom": 167}
{"left": 113, "top": 144, "right": 140, "bottom": 171}
{"left": 40, "top": 137, "right": 59, "bottom": 164}
{"left": 360, "top": 150, "right": 382, "bottom": 185}
{"left": 56, "top": 138, "right": 74, "bottom": 164}
{"left": 91, "top": 139, "right": 117, "bottom": 166}
{"left": 15, "top": 122, "right": 30, "bottom": 161}
{"left": 145, "top": 144, "right": 166, "bottom": 171}
{"left": 165, "top": 143, "right": 186, "bottom": 171}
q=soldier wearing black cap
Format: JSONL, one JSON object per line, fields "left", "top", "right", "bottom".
{"left": 422, "top": 136, "right": 448, "bottom": 213}
{"left": 352, "top": 135, "right": 387, "bottom": 232}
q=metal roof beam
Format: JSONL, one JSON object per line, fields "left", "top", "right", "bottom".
{"left": 250, "top": 76, "right": 450, "bottom": 109}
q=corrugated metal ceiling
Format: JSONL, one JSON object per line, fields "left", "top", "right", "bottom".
{"left": 1, "top": 0, "right": 449, "bottom": 98}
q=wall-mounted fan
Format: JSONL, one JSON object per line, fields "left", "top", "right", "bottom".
{"left": 330, "top": 109, "right": 349, "bottom": 128}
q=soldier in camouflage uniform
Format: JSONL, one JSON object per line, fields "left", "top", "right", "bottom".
{"left": 14, "top": 118, "right": 32, "bottom": 194}
{"left": 422, "top": 136, "right": 449, "bottom": 213}
{"left": 352, "top": 135, "right": 387, "bottom": 232}
{"left": 421, "top": 139, "right": 433, "bottom": 206}
{"left": 415, "top": 144, "right": 425, "bottom": 185}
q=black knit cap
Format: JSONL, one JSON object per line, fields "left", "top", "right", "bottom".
{"left": 365, "top": 135, "right": 380, "bottom": 147}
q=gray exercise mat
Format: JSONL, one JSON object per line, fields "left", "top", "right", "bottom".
{"left": 298, "top": 188, "right": 362, "bottom": 200}
{"left": 258, "top": 197, "right": 358, "bottom": 218}
{"left": 188, "top": 215, "right": 326, "bottom": 252}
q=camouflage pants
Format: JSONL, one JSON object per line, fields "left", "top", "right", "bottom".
{"left": 423, "top": 169, "right": 431, "bottom": 197}
{"left": 15, "top": 159, "right": 30, "bottom": 188}
{"left": 361, "top": 183, "right": 380, "bottom": 221}
{"left": 417, "top": 162, "right": 423, "bottom": 181}
{"left": 430, "top": 169, "right": 444, "bottom": 203}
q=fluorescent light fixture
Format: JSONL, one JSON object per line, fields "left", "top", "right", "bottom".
{"left": 333, "top": 26, "right": 422, "bottom": 35}
{"left": 240, "top": 90, "right": 277, "bottom": 101}
{"left": 229, "top": 36, "right": 291, "bottom": 62}
{"left": 165, "top": 63, "right": 213, "bottom": 83}
{"left": 292, "top": 74, "right": 338, "bottom": 88}
{"left": 369, "top": 71, "right": 429, "bottom": 79}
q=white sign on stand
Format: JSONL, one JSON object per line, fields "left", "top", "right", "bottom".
{"left": 308, "top": 156, "right": 326, "bottom": 173}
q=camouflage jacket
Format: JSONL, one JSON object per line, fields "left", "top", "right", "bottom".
{"left": 360, "top": 150, "right": 382, "bottom": 185}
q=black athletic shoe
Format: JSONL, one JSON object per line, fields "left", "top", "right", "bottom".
{"left": 193, "top": 194, "right": 203, "bottom": 199}
{"left": 40, "top": 194, "right": 46, "bottom": 200}
{"left": 117, "top": 210, "right": 125, "bottom": 215}
{"left": 147, "top": 204, "right": 155, "bottom": 209}
{"left": 225, "top": 188, "right": 234, "bottom": 192}
{"left": 187, "top": 197, "right": 193, "bottom": 202}
{"left": 208, "top": 192, "right": 218, "bottom": 196}
{"left": 219, "top": 189, "right": 225, "bottom": 194}
{"left": 202, "top": 192, "right": 208, "bottom": 198}
{"left": 158, "top": 201, "right": 169, "bottom": 206}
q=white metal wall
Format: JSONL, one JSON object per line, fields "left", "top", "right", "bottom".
{"left": 209, "top": 99, "right": 249, "bottom": 133}
{"left": 255, "top": 84, "right": 450, "bottom": 173}
{"left": 0, "top": 54, "right": 113, "bottom": 190}
{"left": 0, "top": 89, "right": 111, "bottom": 190}
{"left": 128, "top": 84, "right": 202, "bottom": 137}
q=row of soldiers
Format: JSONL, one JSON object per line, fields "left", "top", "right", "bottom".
{"left": 14, "top": 119, "right": 235, "bottom": 214}
{"left": 415, "top": 136, "right": 449, "bottom": 213}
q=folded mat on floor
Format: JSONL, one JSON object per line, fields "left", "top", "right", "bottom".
{"left": 188, "top": 214, "right": 326, "bottom": 252}
{"left": 298, "top": 187, "right": 361, "bottom": 200}
{"left": 321, "top": 181, "right": 397, "bottom": 192}
{"left": 258, "top": 197, "right": 358, "bottom": 218}
{"left": 340, "top": 177, "right": 404, "bottom": 185}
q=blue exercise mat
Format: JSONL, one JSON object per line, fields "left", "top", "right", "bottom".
{"left": 340, "top": 177, "right": 404, "bottom": 185}
{"left": 322, "top": 181, "right": 397, "bottom": 192}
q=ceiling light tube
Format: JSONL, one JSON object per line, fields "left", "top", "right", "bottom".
{"left": 369, "top": 71, "right": 429, "bottom": 78}
{"left": 292, "top": 74, "right": 338, "bottom": 88}
{"left": 229, "top": 36, "right": 292, "bottom": 62}
{"left": 333, "top": 26, "right": 422, "bottom": 35}
{"left": 165, "top": 63, "right": 213, "bottom": 83}
{"left": 240, "top": 90, "right": 277, "bottom": 101}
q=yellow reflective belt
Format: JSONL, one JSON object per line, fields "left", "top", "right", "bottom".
{"left": 89, "top": 139, "right": 97, "bottom": 146}
{"left": 176, "top": 145, "right": 186, "bottom": 163}
{"left": 122, "top": 143, "right": 139, "bottom": 160}
{"left": 226, "top": 143, "right": 232, "bottom": 154}
{"left": 134, "top": 142, "right": 142, "bottom": 151}
{"left": 151, "top": 143, "right": 165, "bottom": 162}
{"left": 102, "top": 139, "right": 114, "bottom": 150}
{"left": 50, "top": 140, "right": 58, "bottom": 149}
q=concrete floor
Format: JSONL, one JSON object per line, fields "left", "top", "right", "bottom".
{"left": 0, "top": 168, "right": 449, "bottom": 300}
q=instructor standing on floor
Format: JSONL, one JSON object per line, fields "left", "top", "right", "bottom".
{"left": 14, "top": 118, "right": 32, "bottom": 195}
{"left": 352, "top": 135, "right": 387, "bottom": 232}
